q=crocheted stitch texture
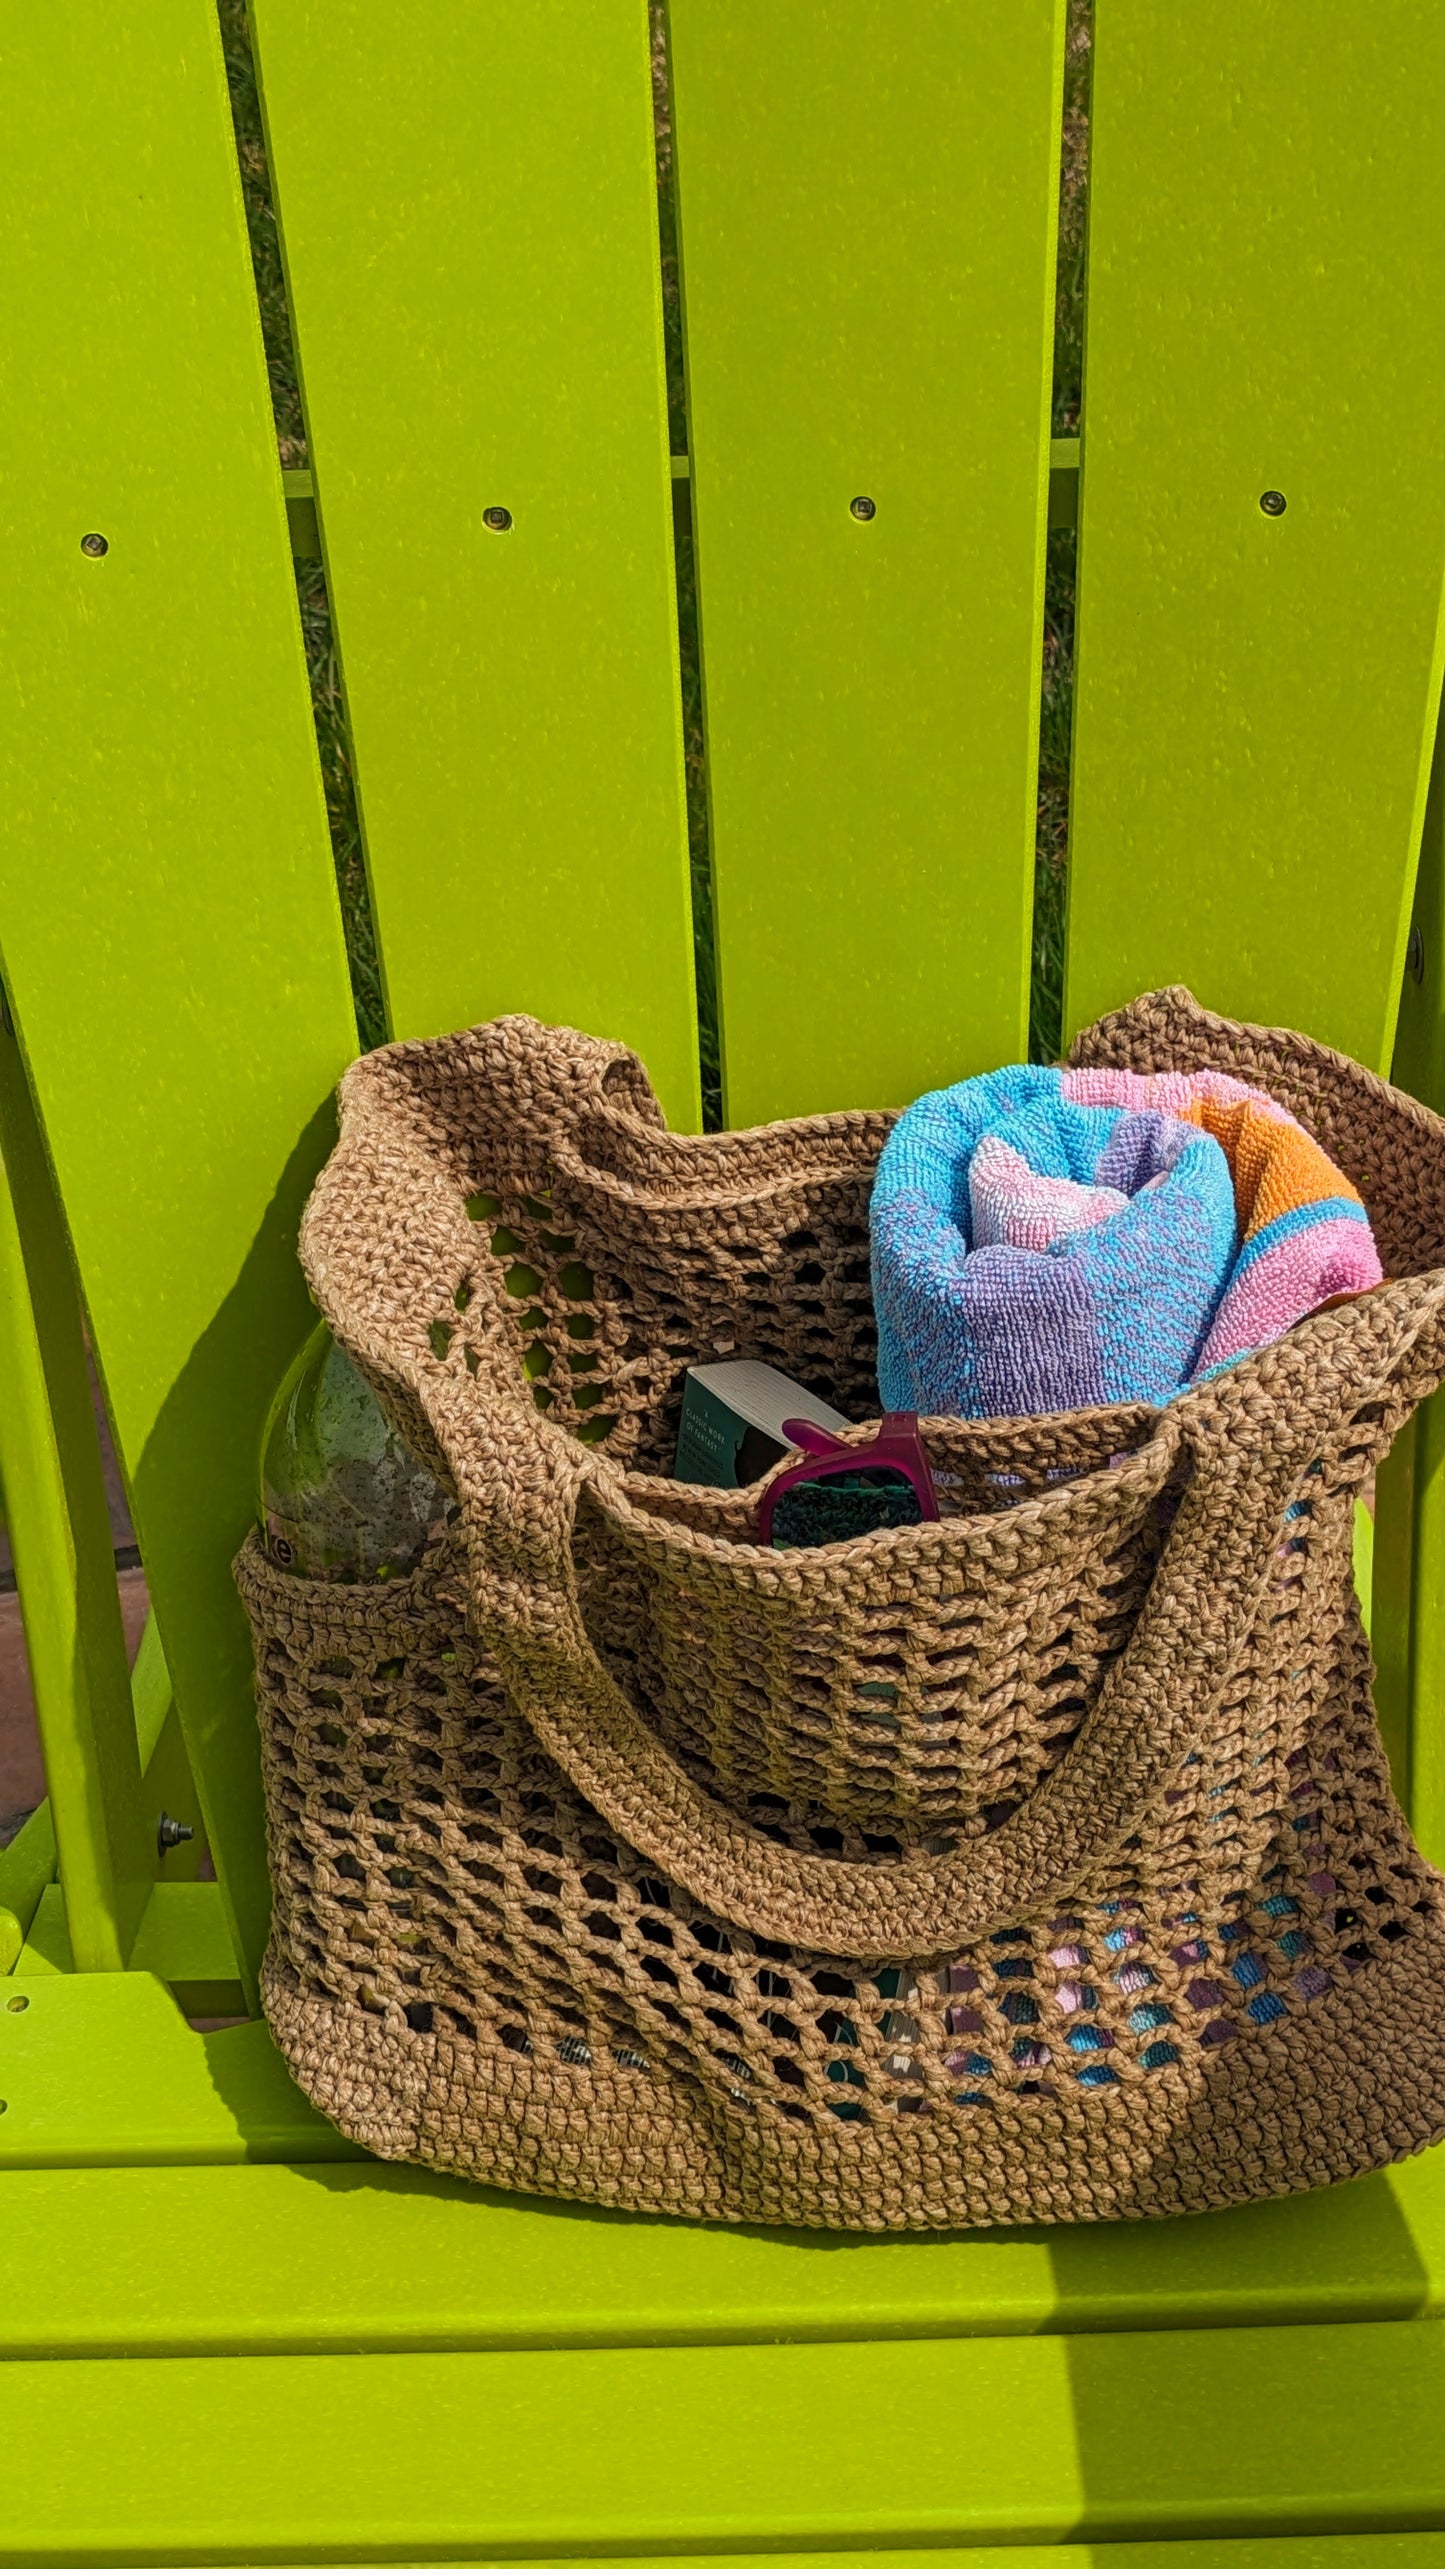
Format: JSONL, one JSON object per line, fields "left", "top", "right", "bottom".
{"left": 237, "top": 986, "right": 1445, "bottom": 2229}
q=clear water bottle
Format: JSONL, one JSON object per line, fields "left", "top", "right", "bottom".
{"left": 261, "top": 1321, "right": 454, "bottom": 1581}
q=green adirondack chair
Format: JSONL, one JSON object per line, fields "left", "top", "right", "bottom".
{"left": 6, "top": 1, "right": 1445, "bottom": 2558}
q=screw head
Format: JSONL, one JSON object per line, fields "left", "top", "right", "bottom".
{"left": 1259, "top": 490, "right": 1287, "bottom": 517}
{"left": 849, "top": 495, "right": 877, "bottom": 521}
{"left": 157, "top": 1809, "right": 196, "bottom": 1857}
{"left": 80, "top": 531, "right": 109, "bottom": 557}
{"left": 483, "top": 505, "right": 513, "bottom": 532}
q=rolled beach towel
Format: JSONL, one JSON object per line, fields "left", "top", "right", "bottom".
{"left": 871, "top": 1063, "right": 1382, "bottom": 1420}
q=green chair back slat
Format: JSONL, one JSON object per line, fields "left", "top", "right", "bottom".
{"left": 249, "top": 0, "right": 701, "bottom": 1131}
{"left": 1065, "top": 0, "right": 1445, "bottom": 1072}
{"left": 0, "top": 0, "right": 358, "bottom": 1999}
{"left": 667, "top": 0, "right": 1065, "bottom": 1126}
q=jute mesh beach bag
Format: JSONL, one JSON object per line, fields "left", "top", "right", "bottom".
{"left": 237, "top": 986, "right": 1445, "bottom": 2228}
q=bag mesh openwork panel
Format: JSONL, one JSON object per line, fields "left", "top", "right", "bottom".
{"left": 236, "top": 988, "right": 1445, "bottom": 2228}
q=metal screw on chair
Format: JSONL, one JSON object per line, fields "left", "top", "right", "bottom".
{"left": 1259, "top": 490, "right": 1287, "bottom": 517}
{"left": 483, "top": 505, "right": 513, "bottom": 532}
{"left": 850, "top": 495, "right": 877, "bottom": 521}
{"left": 80, "top": 531, "right": 110, "bottom": 556}
{"left": 157, "top": 1810, "right": 195, "bottom": 1858}
{"left": 1409, "top": 925, "right": 1426, "bottom": 984}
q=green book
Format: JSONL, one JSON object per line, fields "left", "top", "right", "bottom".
{"left": 673, "top": 1361, "right": 850, "bottom": 1488}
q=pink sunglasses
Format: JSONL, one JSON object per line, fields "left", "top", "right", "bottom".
{"left": 757, "top": 1413, "right": 940, "bottom": 1549}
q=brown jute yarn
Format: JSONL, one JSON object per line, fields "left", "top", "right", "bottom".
{"left": 237, "top": 986, "right": 1445, "bottom": 2228}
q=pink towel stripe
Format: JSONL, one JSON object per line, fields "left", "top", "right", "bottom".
{"left": 1194, "top": 1216, "right": 1382, "bottom": 1374}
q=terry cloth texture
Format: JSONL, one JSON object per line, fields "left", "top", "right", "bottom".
{"left": 872, "top": 1063, "right": 1381, "bottom": 1419}
{"left": 1067, "top": 1066, "right": 1384, "bottom": 1375}
{"left": 237, "top": 986, "right": 1445, "bottom": 2230}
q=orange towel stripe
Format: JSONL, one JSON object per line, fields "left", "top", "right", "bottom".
{"left": 1178, "top": 1094, "right": 1363, "bottom": 1240}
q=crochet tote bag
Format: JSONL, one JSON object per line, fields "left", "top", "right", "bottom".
{"left": 237, "top": 988, "right": 1445, "bottom": 2229}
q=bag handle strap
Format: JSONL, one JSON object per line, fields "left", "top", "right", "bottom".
{"left": 435, "top": 1286, "right": 1445, "bottom": 1960}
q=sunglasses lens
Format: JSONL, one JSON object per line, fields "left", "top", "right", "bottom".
{"left": 770, "top": 1467, "right": 922, "bottom": 1550}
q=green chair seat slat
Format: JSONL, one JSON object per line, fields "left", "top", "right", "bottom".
{"left": 0, "top": 1974, "right": 362, "bottom": 2167}
{"left": 667, "top": 0, "right": 1064, "bottom": 1125}
{"left": 0, "top": 0, "right": 358, "bottom": 1997}
{"left": 6, "top": 2318, "right": 1445, "bottom": 2558}
{"left": 249, "top": 0, "right": 700, "bottom": 1130}
{"left": 9, "top": 2117, "right": 1445, "bottom": 2349}
{"left": 1064, "top": 0, "right": 1445, "bottom": 1071}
